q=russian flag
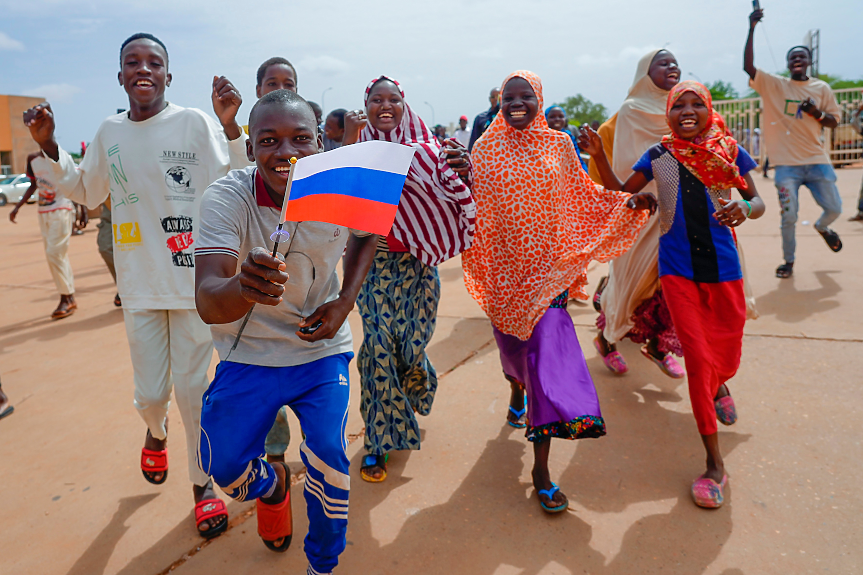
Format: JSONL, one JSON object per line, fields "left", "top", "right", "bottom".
{"left": 283, "top": 141, "right": 416, "bottom": 235}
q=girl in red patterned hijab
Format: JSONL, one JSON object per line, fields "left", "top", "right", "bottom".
{"left": 661, "top": 81, "right": 747, "bottom": 190}
{"left": 580, "top": 81, "right": 767, "bottom": 511}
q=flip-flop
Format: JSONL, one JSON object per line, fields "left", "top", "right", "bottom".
{"left": 0, "top": 405, "right": 14, "bottom": 420}
{"left": 360, "top": 453, "right": 388, "bottom": 483}
{"left": 537, "top": 483, "right": 569, "bottom": 514}
{"left": 691, "top": 474, "right": 728, "bottom": 509}
{"left": 715, "top": 395, "right": 738, "bottom": 426}
{"left": 640, "top": 346, "right": 685, "bottom": 379}
{"left": 257, "top": 462, "right": 292, "bottom": 552}
{"left": 195, "top": 497, "right": 228, "bottom": 539}
{"left": 141, "top": 447, "right": 168, "bottom": 485}
{"left": 507, "top": 405, "right": 527, "bottom": 428}
{"left": 593, "top": 337, "right": 628, "bottom": 375}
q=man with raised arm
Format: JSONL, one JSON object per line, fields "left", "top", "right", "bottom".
{"left": 744, "top": 8, "right": 843, "bottom": 279}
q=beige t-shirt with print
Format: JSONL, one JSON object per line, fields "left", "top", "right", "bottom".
{"left": 750, "top": 69, "right": 840, "bottom": 166}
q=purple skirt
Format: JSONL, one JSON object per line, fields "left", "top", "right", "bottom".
{"left": 494, "top": 301, "right": 606, "bottom": 442}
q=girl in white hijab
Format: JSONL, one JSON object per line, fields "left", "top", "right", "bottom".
{"left": 593, "top": 49, "right": 686, "bottom": 377}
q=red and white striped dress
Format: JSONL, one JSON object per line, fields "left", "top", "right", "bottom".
{"left": 359, "top": 76, "right": 476, "bottom": 267}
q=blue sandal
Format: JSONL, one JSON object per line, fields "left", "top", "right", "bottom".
{"left": 537, "top": 483, "right": 569, "bottom": 514}
{"left": 507, "top": 405, "right": 527, "bottom": 428}
{"left": 360, "top": 453, "right": 388, "bottom": 483}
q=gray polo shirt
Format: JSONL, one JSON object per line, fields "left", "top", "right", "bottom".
{"left": 196, "top": 166, "right": 369, "bottom": 367}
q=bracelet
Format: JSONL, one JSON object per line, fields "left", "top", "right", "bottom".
{"left": 742, "top": 199, "right": 752, "bottom": 218}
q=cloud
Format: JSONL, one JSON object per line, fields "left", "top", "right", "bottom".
{"left": 0, "top": 32, "right": 24, "bottom": 51}
{"left": 297, "top": 55, "right": 350, "bottom": 76}
{"left": 24, "top": 83, "right": 82, "bottom": 103}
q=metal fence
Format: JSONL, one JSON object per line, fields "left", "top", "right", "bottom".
{"left": 713, "top": 87, "right": 863, "bottom": 167}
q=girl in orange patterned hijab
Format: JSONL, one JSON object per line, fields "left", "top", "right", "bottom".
{"left": 463, "top": 70, "right": 652, "bottom": 515}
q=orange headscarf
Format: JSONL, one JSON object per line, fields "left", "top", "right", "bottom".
{"left": 661, "top": 81, "right": 746, "bottom": 190}
{"left": 462, "top": 71, "right": 649, "bottom": 340}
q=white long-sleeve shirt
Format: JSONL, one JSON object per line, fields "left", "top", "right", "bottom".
{"left": 44, "top": 103, "right": 248, "bottom": 309}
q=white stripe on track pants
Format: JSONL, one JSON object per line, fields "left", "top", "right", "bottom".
{"left": 123, "top": 308, "right": 213, "bottom": 486}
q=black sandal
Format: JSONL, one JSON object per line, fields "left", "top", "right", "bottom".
{"left": 775, "top": 263, "right": 794, "bottom": 279}
{"left": 817, "top": 228, "right": 843, "bottom": 252}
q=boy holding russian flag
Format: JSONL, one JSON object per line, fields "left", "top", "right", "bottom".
{"left": 194, "top": 90, "right": 381, "bottom": 573}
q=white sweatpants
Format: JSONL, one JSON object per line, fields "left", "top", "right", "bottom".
{"left": 123, "top": 308, "right": 213, "bottom": 486}
{"left": 38, "top": 209, "right": 75, "bottom": 295}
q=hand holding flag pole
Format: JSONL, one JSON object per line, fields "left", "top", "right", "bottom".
{"left": 226, "top": 141, "right": 415, "bottom": 358}
{"left": 227, "top": 156, "right": 298, "bottom": 360}
{"left": 269, "top": 156, "right": 298, "bottom": 256}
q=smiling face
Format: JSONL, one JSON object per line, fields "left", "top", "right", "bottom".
{"left": 256, "top": 64, "right": 297, "bottom": 98}
{"left": 787, "top": 48, "right": 811, "bottom": 79}
{"left": 500, "top": 77, "right": 539, "bottom": 130}
{"left": 668, "top": 90, "right": 710, "bottom": 140}
{"left": 648, "top": 50, "right": 680, "bottom": 91}
{"left": 366, "top": 80, "right": 405, "bottom": 133}
{"left": 119, "top": 39, "right": 171, "bottom": 106}
{"left": 546, "top": 106, "right": 567, "bottom": 131}
{"left": 489, "top": 88, "right": 501, "bottom": 108}
{"left": 247, "top": 100, "right": 321, "bottom": 197}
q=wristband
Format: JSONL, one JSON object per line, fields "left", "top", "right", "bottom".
{"left": 742, "top": 200, "right": 752, "bottom": 218}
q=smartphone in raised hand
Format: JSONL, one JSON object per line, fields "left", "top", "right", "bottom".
{"left": 752, "top": 0, "right": 761, "bottom": 10}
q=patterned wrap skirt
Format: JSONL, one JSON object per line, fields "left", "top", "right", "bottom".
{"left": 358, "top": 251, "right": 441, "bottom": 455}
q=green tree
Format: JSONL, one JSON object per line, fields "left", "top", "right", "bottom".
{"left": 553, "top": 94, "right": 608, "bottom": 127}
{"left": 707, "top": 80, "right": 739, "bottom": 101}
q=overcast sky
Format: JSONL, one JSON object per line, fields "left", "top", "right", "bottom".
{"left": 1, "top": 0, "right": 860, "bottom": 151}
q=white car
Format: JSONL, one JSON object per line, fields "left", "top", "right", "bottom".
{"left": 0, "top": 174, "right": 34, "bottom": 206}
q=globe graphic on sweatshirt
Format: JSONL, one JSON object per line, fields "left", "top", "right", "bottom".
{"left": 164, "top": 166, "right": 192, "bottom": 193}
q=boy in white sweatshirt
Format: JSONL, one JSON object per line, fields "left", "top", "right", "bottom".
{"left": 25, "top": 32, "right": 247, "bottom": 538}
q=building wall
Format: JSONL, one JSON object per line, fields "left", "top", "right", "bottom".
{"left": 0, "top": 94, "right": 46, "bottom": 174}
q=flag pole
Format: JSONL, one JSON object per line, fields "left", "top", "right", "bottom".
{"left": 270, "top": 156, "right": 298, "bottom": 256}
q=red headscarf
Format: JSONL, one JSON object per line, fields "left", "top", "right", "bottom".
{"left": 661, "top": 81, "right": 746, "bottom": 190}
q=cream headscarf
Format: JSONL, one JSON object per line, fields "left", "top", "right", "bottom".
{"left": 611, "top": 49, "right": 671, "bottom": 177}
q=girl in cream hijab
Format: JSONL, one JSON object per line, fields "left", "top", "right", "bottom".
{"left": 592, "top": 49, "right": 686, "bottom": 377}
{"left": 592, "top": 50, "right": 758, "bottom": 377}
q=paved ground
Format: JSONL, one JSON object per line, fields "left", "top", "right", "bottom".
{"left": 1, "top": 167, "right": 861, "bottom": 575}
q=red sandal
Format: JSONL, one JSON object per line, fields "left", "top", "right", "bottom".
{"left": 195, "top": 498, "right": 228, "bottom": 539}
{"left": 257, "top": 462, "right": 292, "bottom": 552}
{"left": 141, "top": 447, "right": 168, "bottom": 485}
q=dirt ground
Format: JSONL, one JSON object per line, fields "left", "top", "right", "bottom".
{"left": 1, "top": 167, "right": 860, "bottom": 575}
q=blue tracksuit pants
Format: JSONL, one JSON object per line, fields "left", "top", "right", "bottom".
{"left": 199, "top": 353, "right": 352, "bottom": 574}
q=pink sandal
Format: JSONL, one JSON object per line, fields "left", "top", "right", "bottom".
{"left": 691, "top": 474, "right": 727, "bottom": 509}
{"left": 593, "top": 337, "right": 628, "bottom": 374}
{"left": 715, "top": 395, "right": 738, "bottom": 426}
{"left": 639, "top": 346, "right": 685, "bottom": 379}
